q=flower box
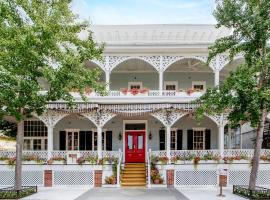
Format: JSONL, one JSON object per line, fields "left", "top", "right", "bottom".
{"left": 232, "top": 160, "right": 250, "bottom": 164}
{"left": 0, "top": 160, "right": 7, "bottom": 165}
{"left": 184, "top": 160, "right": 193, "bottom": 164}
{"left": 199, "top": 160, "right": 217, "bottom": 164}
{"left": 22, "top": 161, "right": 37, "bottom": 165}
{"left": 52, "top": 160, "right": 65, "bottom": 165}
{"left": 176, "top": 92, "right": 186, "bottom": 96}
{"left": 190, "top": 91, "right": 202, "bottom": 96}
{"left": 174, "top": 160, "right": 185, "bottom": 165}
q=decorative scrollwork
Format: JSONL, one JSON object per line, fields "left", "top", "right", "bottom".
{"left": 35, "top": 110, "right": 68, "bottom": 127}
{"left": 81, "top": 109, "right": 116, "bottom": 127}
{"left": 162, "top": 55, "right": 209, "bottom": 72}
{"left": 151, "top": 109, "right": 187, "bottom": 127}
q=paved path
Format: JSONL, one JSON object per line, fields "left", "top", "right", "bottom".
{"left": 178, "top": 187, "right": 246, "bottom": 200}
{"left": 22, "top": 187, "right": 89, "bottom": 200}
{"left": 75, "top": 188, "right": 189, "bottom": 200}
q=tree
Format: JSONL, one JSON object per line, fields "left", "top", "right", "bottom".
{"left": 196, "top": 0, "right": 270, "bottom": 190}
{"left": 0, "top": 119, "right": 17, "bottom": 138}
{"left": 0, "top": 0, "right": 105, "bottom": 190}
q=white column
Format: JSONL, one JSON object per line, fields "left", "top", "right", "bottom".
{"left": 105, "top": 70, "right": 110, "bottom": 91}
{"left": 97, "top": 126, "right": 102, "bottom": 159}
{"left": 214, "top": 70, "right": 220, "bottom": 87}
{"left": 166, "top": 126, "right": 171, "bottom": 162}
{"left": 218, "top": 125, "right": 225, "bottom": 157}
{"left": 159, "top": 71, "right": 163, "bottom": 96}
{"left": 47, "top": 126, "right": 54, "bottom": 160}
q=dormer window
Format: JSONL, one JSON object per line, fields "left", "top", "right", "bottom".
{"left": 192, "top": 81, "right": 206, "bottom": 91}
{"left": 164, "top": 81, "right": 178, "bottom": 91}
{"left": 128, "top": 82, "right": 142, "bottom": 90}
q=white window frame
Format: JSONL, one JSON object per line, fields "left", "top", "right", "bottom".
{"left": 65, "top": 129, "right": 80, "bottom": 151}
{"left": 192, "top": 81, "right": 206, "bottom": 91}
{"left": 170, "top": 128, "right": 178, "bottom": 150}
{"left": 128, "top": 82, "right": 142, "bottom": 90}
{"left": 192, "top": 127, "right": 206, "bottom": 150}
{"left": 91, "top": 129, "right": 107, "bottom": 151}
{"left": 23, "top": 137, "right": 47, "bottom": 150}
{"left": 164, "top": 81, "right": 178, "bottom": 91}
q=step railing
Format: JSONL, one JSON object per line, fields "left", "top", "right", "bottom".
{"left": 117, "top": 149, "right": 122, "bottom": 187}
{"left": 147, "top": 149, "right": 151, "bottom": 188}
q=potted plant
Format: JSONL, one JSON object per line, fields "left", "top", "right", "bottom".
{"left": 85, "top": 156, "right": 98, "bottom": 165}
{"left": 156, "top": 156, "right": 169, "bottom": 165}
{"left": 193, "top": 156, "right": 200, "bottom": 165}
{"left": 105, "top": 175, "right": 116, "bottom": 185}
{"left": 260, "top": 155, "right": 270, "bottom": 163}
{"left": 7, "top": 157, "right": 16, "bottom": 166}
{"left": 184, "top": 154, "right": 194, "bottom": 164}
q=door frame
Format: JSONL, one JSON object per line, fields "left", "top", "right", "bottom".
{"left": 123, "top": 120, "right": 148, "bottom": 163}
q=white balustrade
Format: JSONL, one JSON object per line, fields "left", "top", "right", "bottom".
{"left": 150, "top": 150, "right": 167, "bottom": 157}
{"left": 170, "top": 150, "right": 221, "bottom": 158}
{"left": 80, "top": 151, "right": 98, "bottom": 158}
{"left": 223, "top": 149, "right": 255, "bottom": 158}
{"left": 23, "top": 151, "right": 48, "bottom": 160}
{"left": 102, "top": 151, "right": 120, "bottom": 158}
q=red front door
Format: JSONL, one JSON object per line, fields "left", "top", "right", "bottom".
{"left": 125, "top": 131, "right": 145, "bottom": 163}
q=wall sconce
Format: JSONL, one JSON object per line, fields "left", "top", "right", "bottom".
{"left": 118, "top": 132, "right": 122, "bottom": 141}
{"left": 149, "top": 131, "right": 152, "bottom": 140}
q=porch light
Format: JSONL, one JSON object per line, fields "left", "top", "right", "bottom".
{"left": 118, "top": 132, "right": 122, "bottom": 140}
{"left": 149, "top": 131, "right": 152, "bottom": 140}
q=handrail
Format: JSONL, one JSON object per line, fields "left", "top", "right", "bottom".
{"left": 117, "top": 149, "right": 122, "bottom": 187}
{"left": 147, "top": 149, "right": 151, "bottom": 188}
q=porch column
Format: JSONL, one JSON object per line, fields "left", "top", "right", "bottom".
{"left": 159, "top": 71, "right": 163, "bottom": 96}
{"left": 97, "top": 126, "right": 102, "bottom": 159}
{"left": 166, "top": 126, "right": 171, "bottom": 162}
{"left": 47, "top": 126, "right": 54, "bottom": 160}
{"left": 105, "top": 70, "right": 110, "bottom": 91}
{"left": 214, "top": 70, "right": 220, "bottom": 87}
{"left": 218, "top": 125, "right": 225, "bottom": 157}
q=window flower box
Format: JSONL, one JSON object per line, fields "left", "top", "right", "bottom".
{"left": 174, "top": 160, "right": 185, "bottom": 165}
{"left": 48, "top": 156, "right": 66, "bottom": 165}
{"left": 120, "top": 88, "right": 149, "bottom": 96}
{"left": 0, "top": 160, "right": 7, "bottom": 165}
{"left": 22, "top": 161, "right": 38, "bottom": 165}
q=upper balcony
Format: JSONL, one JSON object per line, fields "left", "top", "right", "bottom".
{"left": 40, "top": 55, "right": 243, "bottom": 103}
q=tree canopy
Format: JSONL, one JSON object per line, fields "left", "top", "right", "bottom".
{"left": 0, "top": 0, "right": 105, "bottom": 121}
{"left": 196, "top": 0, "right": 270, "bottom": 190}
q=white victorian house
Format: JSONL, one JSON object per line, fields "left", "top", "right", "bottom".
{"left": 1, "top": 24, "right": 270, "bottom": 188}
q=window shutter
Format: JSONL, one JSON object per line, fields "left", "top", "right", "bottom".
{"left": 177, "top": 130, "right": 183, "bottom": 150}
{"left": 106, "top": 131, "right": 113, "bottom": 151}
{"left": 79, "top": 131, "right": 85, "bottom": 150}
{"left": 85, "top": 131, "right": 92, "bottom": 150}
{"left": 59, "top": 131, "right": 66, "bottom": 150}
{"left": 205, "top": 129, "right": 211, "bottom": 149}
{"left": 187, "top": 129, "right": 193, "bottom": 150}
{"left": 159, "top": 130, "right": 165, "bottom": 150}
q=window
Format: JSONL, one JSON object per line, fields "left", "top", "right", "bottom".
{"left": 92, "top": 130, "right": 112, "bottom": 151}
{"left": 193, "top": 130, "right": 204, "bottom": 150}
{"left": 192, "top": 81, "right": 206, "bottom": 91}
{"left": 66, "top": 130, "right": 79, "bottom": 150}
{"left": 128, "top": 82, "right": 142, "bottom": 90}
{"left": 170, "top": 129, "right": 183, "bottom": 150}
{"left": 23, "top": 121, "right": 47, "bottom": 150}
{"left": 164, "top": 81, "right": 178, "bottom": 91}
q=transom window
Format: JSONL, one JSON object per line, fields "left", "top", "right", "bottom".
{"left": 23, "top": 121, "right": 47, "bottom": 150}
{"left": 128, "top": 82, "right": 142, "bottom": 90}
{"left": 193, "top": 130, "right": 204, "bottom": 150}
{"left": 192, "top": 81, "right": 206, "bottom": 91}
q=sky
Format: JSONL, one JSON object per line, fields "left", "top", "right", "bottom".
{"left": 71, "top": 0, "right": 216, "bottom": 25}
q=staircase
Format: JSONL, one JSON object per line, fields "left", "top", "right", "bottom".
{"left": 121, "top": 163, "right": 146, "bottom": 187}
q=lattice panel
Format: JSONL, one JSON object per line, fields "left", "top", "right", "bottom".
{"left": 175, "top": 170, "right": 217, "bottom": 186}
{"left": 228, "top": 170, "right": 270, "bottom": 186}
{"left": 53, "top": 170, "right": 94, "bottom": 186}
{"left": 0, "top": 171, "right": 43, "bottom": 186}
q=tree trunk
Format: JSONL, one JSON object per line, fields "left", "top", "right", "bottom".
{"left": 15, "top": 120, "right": 23, "bottom": 190}
{"left": 249, "top": 108, "right": 267, "bottom": 190}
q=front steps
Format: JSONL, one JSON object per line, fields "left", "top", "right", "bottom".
{"left": 121, "top": 163, "right": 146, "bottom": 187}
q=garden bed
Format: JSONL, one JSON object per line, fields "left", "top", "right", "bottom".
{"left": 0, "top": 186, "right": 37, "bottom": 199}
{"left": 233, "top": 185, "right": 270, "bottom": 199}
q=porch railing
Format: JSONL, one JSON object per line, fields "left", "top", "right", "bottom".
{"left": 85, "top": 90, "right": 204, "bottom": 97}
